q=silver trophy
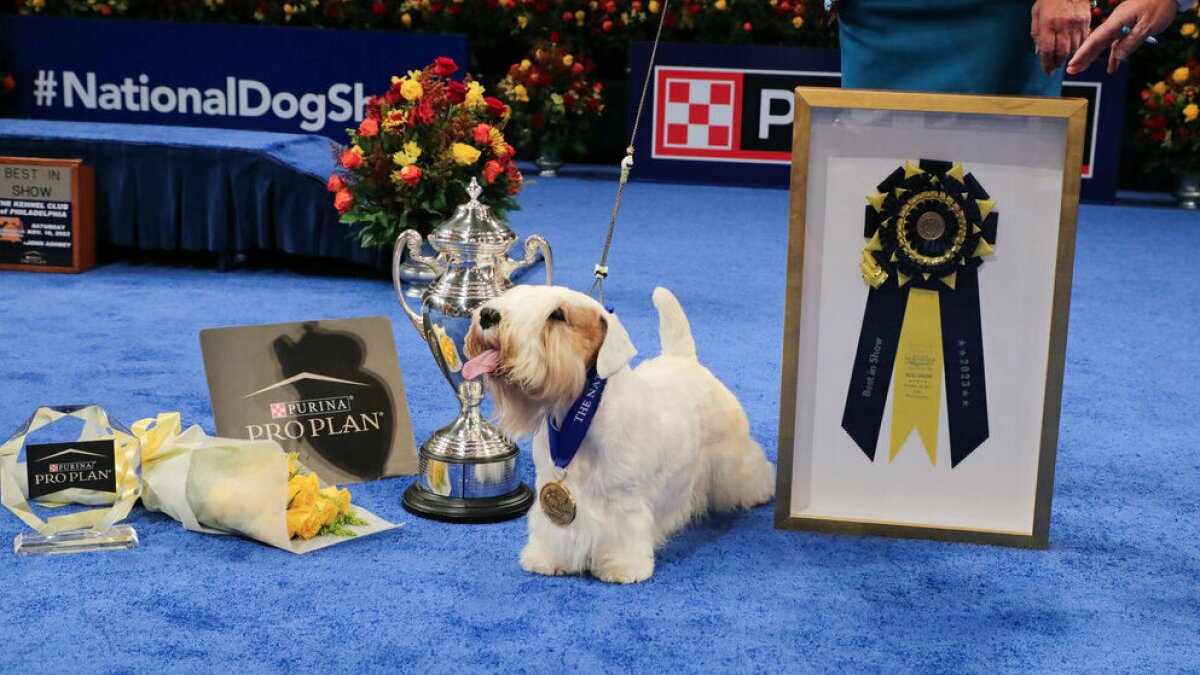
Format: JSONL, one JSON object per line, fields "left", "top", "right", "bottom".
{"left": 393, "top": 178, "right": 552, "bottom": 522}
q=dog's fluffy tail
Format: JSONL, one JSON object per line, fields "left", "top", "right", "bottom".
{"left": 653, "top": 287, "right": 697, "bottom": 360}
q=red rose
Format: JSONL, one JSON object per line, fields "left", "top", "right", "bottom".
{"left": 434, "top": 57, "right": 458, "bottom": 78}
{"left": 1, "top": 75, "right": 15, "bottom": 92}
{"left": 1165, "top": 92, "right": 1178, "bottom": 106}
{"left": 604, "top": 1, "right": 615, "bottom": 12}
{"left": 563, "top": 92, "right": 576, "bottom": 109}
{"left": 505, "top": 164, "right": 523, "bottom": 194}
{"left": 325, "top": 4, "right": 338, "bottom": 18}
{"left": 358, "top": 117, "right": 380, "bottom": 137}
{"left": 448, "top": 80, "right": 467, "bottom": 103}
{"left": 399, "top": 164, "right": 422, "bottom": 186}
{"left": 372, "top": 1, "right": 386, "bottom": 16}
{"left": 1147, "top": 115, "right": 1167, "bottom": 129}
{"left": 341, "top": 150, "right": 363, "bottom": 170}
{"left": 449, "top": 4, "right": 462, "bottom": 14}
{"left": 550, "top": 31, "right": 561, "bottom": 43}
{"left": 504, "top": 143, "right": 515, "bottom": 158}
{"left": 327, "top": 175, "right": 345, "bottom": 192}
{"left": 561, "top": 11, "right": 572, "bottom": 20}
{"left": 367, "top": 95, "right": 383, "bottom": 119}
{"left": 473, "top": 123, "right": 493, "bottom": 144}
{"left": 743, "top": 21, "right": 753, "bottom": 31}
{"left": 100, "top": 4, "right": 112, "bottom": 16}
{"left": 485, "top": 97, "right": 507, "bottom": 118}
{"left": 602, "top": 19, "right": 613, "bottom": 30}
{"left": 412, "top": 99, "right": 435, "bottom": 125}
{"left": 430, "top": 1, "right": 443, "bottom": 12}
{"left": 1151, "top": 129, "right": 1166, "bottom": 143}
{"left": 687, "top": 4, "right": 699, "bottom": 15}
{"left": 572, "top": 62, "right": 584, "bottom": 75}
{"left": 1147, "top": 99, "right": 1158, "bottom": 111}
{"left": 1141, "top": 89, "right": 1152, "bottom": 101}
{"left": 385, "top": 88, "right": 404, "bottom": 106}
{"left": 586, "top": 97, "right": 602, "bottom": 112}
{"left": 483, "top": 160, "right": 504, "bottom": 184}
{"left": 334, "top": 188, "right": 354, "bottom": 214}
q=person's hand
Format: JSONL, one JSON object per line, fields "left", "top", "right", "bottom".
{"left": 1031, "top": 0, "right": 1094, "bottom": 75}
{"left": 1067, "top": 0, "right": 1179, "bottom": 74}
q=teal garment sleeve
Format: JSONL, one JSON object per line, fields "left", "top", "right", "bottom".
{"left": 838, "top": 0, "right": 1065, "bottom": 96}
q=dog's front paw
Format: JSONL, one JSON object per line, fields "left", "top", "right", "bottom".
{"left": 520, "top": 545, "right": 571, "bottom": 577}
{"left": 593, "top": 556, "right": 655, "bottom": 584}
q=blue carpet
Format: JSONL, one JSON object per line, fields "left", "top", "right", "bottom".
{"left": 0, "top": 171, "right": 1198, "bottom": 673}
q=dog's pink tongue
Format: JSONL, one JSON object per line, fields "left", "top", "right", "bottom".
{"left": 463, "top": 349, "right": 500, "bottom": 381}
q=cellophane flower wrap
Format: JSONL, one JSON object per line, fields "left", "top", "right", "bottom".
{"left": 135, "top": 413, "right": 396, "bottom": 554}
{"left": 329, "top": 56, "right": 524, "bottom": 245}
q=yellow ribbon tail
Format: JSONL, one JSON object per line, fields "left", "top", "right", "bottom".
{"left": 889, "top": 288, "right": 943, "bottom": 466}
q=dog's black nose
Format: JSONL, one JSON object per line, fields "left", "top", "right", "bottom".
{"left": 479, "top": 307, "right": 501, "bottom": 330}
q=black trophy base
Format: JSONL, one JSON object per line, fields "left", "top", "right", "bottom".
{"left": 402, "top": 483, "right": 534, "bottom": 524}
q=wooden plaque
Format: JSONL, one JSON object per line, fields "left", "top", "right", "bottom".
{"left": 0, "top": 157, "right": 96, "bottom": 273}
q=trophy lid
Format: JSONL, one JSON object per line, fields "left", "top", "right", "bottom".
{"left": 428, "top": 178, "right": 515, "bottom": 255}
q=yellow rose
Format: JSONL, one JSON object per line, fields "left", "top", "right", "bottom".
{"left": 520, "top": 59, "right": 532, "bottom": 72}
{"left": 574, "top": 9, "right": 584, "bottom": 21}
{"left": 287, "top": 505, "right": 325, "bottom": 539}
{"left": 1173, "top": 67, "right": 1191, "bottom": 84}
{"left": 451, "top": 143, "right": 482, "bottom": 165}
{"left": 715, "top": 0, "right": 726, "bottom": 9}
{"left": 401, "top": 12, "right": 412, "bottom": 26}
{"left": 288, "top": 472, "right": 320, "bottom": 508}
{"left": 319, "top": 486, "right": 352, "bottom": 514}
{"left": 313, "top": 493, "right": 339, "bottom": 526}
{"left": 465, "top": 81, "right": 486, "bottom": 109}
{"left": 563, "top": 54, "right": 575, "bottom": 67}
{"left": 513, "top": 84, "right": 529, "bottom": 102}
{"left": 401, "top": 78, "right": 424, "bottom": 101}
{"left": 792, "top": 16, "right": 804, "bottom": 27}
{"left": 392, "top": 141, "right": 422, "bottom": 166}
{"left": 1182, "top": 23, "right": 1197, "bottom": 37}
{"left": 1185, "top": 103, "right": 1199, "bottom": 122}
{"left": 517, "top": 14, "right": 528, "bottom": 28}
{"left": 648, "top": 0, "right": 659, "bottom": 12}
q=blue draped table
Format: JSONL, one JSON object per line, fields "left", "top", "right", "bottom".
{"left": 0, "top": 120, "right": 385, "bottom": 267}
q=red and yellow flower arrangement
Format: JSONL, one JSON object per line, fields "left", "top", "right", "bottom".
{"left": 1135, "top": 60, "right": 1200, "bottom": 175}
{"left": 329, "top": 57, "right": 523, "bottom": 244}
{"left": 495, "top": 43, "right": 605, "bottom": 160}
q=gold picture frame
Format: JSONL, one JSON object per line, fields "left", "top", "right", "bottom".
{"left": 775, "top": 88, "right": 1087, "bottom": 549}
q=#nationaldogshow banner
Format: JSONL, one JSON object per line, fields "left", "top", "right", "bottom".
{"left": 0, "top": 15, "right": 467, "bottom": 140}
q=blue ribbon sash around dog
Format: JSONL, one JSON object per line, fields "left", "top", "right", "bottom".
{"left": 547, "top": 370, "right": 608, "bottom": 469}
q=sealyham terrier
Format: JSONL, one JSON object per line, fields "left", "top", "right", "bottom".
{"left": 462, "top": 285, "right": 774, "bottom": 584}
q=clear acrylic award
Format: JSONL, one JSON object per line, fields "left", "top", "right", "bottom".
{"left": 0, "top": 405, "right": 141, "bottom": 556}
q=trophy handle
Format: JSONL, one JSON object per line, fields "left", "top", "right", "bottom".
{"left": 393, "top": 229, "right": 441, "bottom": 340}
{"left": 502, "top": 235, "right": 554, "bottom": 286}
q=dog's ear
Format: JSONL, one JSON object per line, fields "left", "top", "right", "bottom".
{"left": 596, "top": 311, "right": 636, "bottom": 378}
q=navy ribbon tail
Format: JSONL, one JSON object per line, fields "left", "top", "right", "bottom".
{"left": 940, "top": 262, "right": 989, "bottom": 467}
{"left": 841, "top": 276, "right": 907, "bottom": 461}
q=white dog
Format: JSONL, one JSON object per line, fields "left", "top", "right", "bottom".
{"left": 463, "top": 285, "right": 774, "bottom": 584}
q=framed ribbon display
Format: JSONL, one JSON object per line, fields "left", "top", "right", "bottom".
{"left": 774, "top": 88, "right": 1087, "bottom": 548}
{"left": 843, "top": 159, "right": 996, "bottom": 469}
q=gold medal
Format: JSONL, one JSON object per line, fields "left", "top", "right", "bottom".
{"left": 539, "top": 480, "right": 576, "bottom": 526}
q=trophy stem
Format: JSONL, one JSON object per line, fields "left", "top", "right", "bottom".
{"left": 402, "top": 380, "right": 533, "bottom": 523}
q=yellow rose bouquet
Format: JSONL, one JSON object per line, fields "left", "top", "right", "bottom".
{"left": 136, "top": 413, "right": 396, "bottom": 554}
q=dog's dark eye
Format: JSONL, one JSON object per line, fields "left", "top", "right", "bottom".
{"left": 548, "top": 308, "right": 566, "bottom": 323}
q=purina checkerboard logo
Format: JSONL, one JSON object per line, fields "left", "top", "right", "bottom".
{"left": 653, "top": 66, "right": 839, "bottom": 164}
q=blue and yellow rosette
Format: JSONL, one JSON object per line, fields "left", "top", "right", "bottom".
{"left": 842, "top": 159, "right": 996, "bottom": 468}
